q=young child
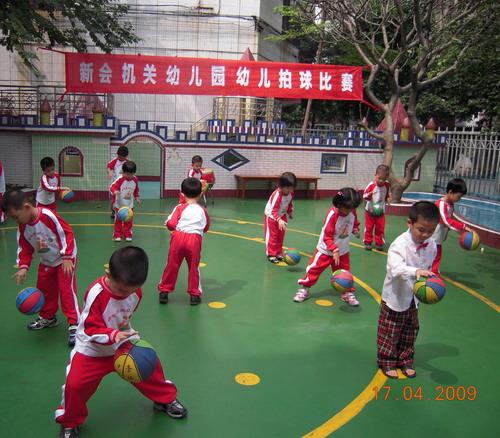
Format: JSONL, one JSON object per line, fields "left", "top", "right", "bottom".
{"left": 363, "top": 164, "right": 391, "bottom": 250}
{"left": 3, "top": 189, "right": 80, "bottom": 347}
{"left": 264, "top": 172, "right": 296, "bottom": 263}
{"left": 294, "top": 188, "right": 361, "bottom": 306}
{"left": 179, "top": 155, "right": 204, "bottom": 204}
{"left": 431, "top": 178, "right": 471, "bottom": 273}
{"left": 107, "top": 146, "right": 129, "bottom": 219}
{"left": 0, "top": 159, "right": 5, "bottom": 223}
{"left": 55, "top": 246, "right": 187, "bottom": 438}
{"left": 158, "top": 177, "right": 210, "bottom": 305}
{"left": 377, "top": 201, "right": 440, "bottom": 379}
{"left": 110, "top": 161, "right": 140, "bottom": 242}
{"left": 36, "top": 157, "right": 68, "bottom": 211}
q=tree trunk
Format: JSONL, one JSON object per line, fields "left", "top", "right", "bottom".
{"left": 390, "top": 182, "right": 405, "bottom": 203}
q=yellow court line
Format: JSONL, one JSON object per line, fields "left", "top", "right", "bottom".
{"left": 441, "top": 274, "right": 500, "bottom": 313}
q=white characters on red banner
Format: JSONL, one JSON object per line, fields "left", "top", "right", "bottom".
{"left": 80, "top": 63, "right": 93, "bottom": 83}
{"left": 99, "top": 63, "right": 112, "bottom": 84}
{"left": 143, "top": 64, "right": 157, "bottom": 84}
{"left": 167, "top": 65, "right": 180, "bottom": 85}
{"left": 341, "top": 73, "right": 354, "bottom": 92}
{"left": 211, "top": 66, "right": 225, "bottom": 86}
{"left": 236, "top": 66, "right": 250, "bottom": 87}
{"left": 278, "top": 68, "right": 292, "bottom": 89}
{"left": 299, "top": 70, "right": 313, "bottom": 90}
{"left": 189, "top": 66, "right": 202, "bottom": 86}
{"left": 122, "top": 63, "right": 136, "bottom": 84}
{"left": 320, "top": 72, "right": 332, "bottom": 91}
{"left": 258, "top": 67, "right": 271, "bottom": 88}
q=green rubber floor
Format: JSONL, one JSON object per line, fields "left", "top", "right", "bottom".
{"left": 0, "top": 198, "right": 498, "bottom": 438}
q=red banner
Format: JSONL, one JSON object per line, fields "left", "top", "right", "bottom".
{"left": 64, "top": 52, "right": 363, "bottom": 101}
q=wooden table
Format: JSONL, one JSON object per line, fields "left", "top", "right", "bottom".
{"left": 234, "top": 175, "right": 320, "bottom": 200}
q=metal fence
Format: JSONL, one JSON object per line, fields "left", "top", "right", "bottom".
{"left": 434, "top": 130, "right": 500, "bottom": 201}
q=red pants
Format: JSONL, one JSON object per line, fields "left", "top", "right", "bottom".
{"left": 113, "top": 208, "right": 133, "bottom": 239}
{"left": 37, "top": 261, "right": 80, "bottom": 325}
{"left": 158, "top": 231, "right": 202, "bottom": 296}
{"left": 0, "top": 192, "right": 4, "bottom": 223}
{"left": 364, "top": 211, "right": 385, "bottom": 247}
{"left": 264, "top": 215, "right": 287, "bottom": 257}
{"left": 298, "top": 251, "right": 352, "bottom": 288}
{"left": 431, "top": 244, "right": 442, "bottom": 274}
{"left": 55, "top": 350, "right": 177, "bottom": 428}
{"left": 36, "top": 201, "right": 57, "bottom": 211}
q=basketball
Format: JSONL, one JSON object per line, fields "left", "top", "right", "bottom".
{"left": 117, "top": 206, "right": 134, "bottom": 222}
{"left": 16, "top": 287, "right": 45, "bottom": 315}
{"left": 60, "top": 189, "right": 74, "bottom": 203}
{"left": 330, "top": 269, "right": 354, "bottom": 292}
{"left": 371, "top": 202, "right": 384, "bottom": 217}
{"left": 201, "top": 167, "right": 216, "bottom": 185}
{"left": 201, "top": 179, "right": 209, "bottom": 193}
{"left": 284, "top": 248, "right": 301, "bottom": 265}
{"left": 413, "top": 276, "right": 446, "bottom": 304}
{"left": 459, "top": 230, "right": 480, "bottom": 251}
{"left": 114, "top": 339, "right": 158, "bottom": 383}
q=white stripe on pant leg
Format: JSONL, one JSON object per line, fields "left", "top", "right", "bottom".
{"left": 55, "top": 349, "right": 77, "bottom": 420}
{"left": 298, "top": 252, "right": 322, "bottom": 285}
{"left": 70, "top": 266, "right": 80, "bottom": 320}
{"left": 264, "top": 217, "right": 271, "bottom": 256}
{"left": 198, "top": 267, "right": 202, "bottom": 295}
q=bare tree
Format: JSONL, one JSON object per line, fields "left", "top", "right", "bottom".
{"left": 290, "top": 0, "right": 495, "bottom": 201}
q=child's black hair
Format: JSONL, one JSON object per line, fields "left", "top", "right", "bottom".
{"left": 408, "top": 201, "right": 439, "bottom": 223}
{"left": 376, "top": 164, "right": 390, "bottom": 175}
{"left": 117, "top": 146, "right": 129, "bottom": 157}
{"left": 2, "top": 189, "right": 27, "bottom": 212}
{"left": 278, "top": 172, "right": 297, "bottom": 188}
{"left": 332, "top": 187, "right": 361, "bottom": 210}
{"left": 122, "top": 161, "right": 137, "bottom": 174}
{"left": 446, "top": 178, "right": 467, "bottom": 195}
{"left": 192, "top": 155, "right": 203, "bottom": 165}
{"left": 40, "top": 157, "right": 55, "bottom": 171}
{"left": 181, "top": 177, "right": 202, "bottom": 198}
{"left": 109, "top": 246, "right": 149, "bottom": 286}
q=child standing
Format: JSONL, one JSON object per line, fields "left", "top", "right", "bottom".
{"left": 0, "top": 160, "right": 5, "bottom": 223}
{"left": 55, "top": 246, "right": 187, "bottom": 438}
{"left": 110, "top": 161, "right": 140, "bottom": 242}
{"left": 158, "top": 177, "right": 210, "bottom": 305}
{"left": 107, "top": 146, "right": 129, "bottom": 219}
{"left": 3, "top": 190, "right": 80, "bottom": 347}
{"left": 179, "top": 155, "right": 204, "bottom": 204}
{"left": 294, "top": 188, "right": 361, "bottom": 306}
{"left": 431, "top": 178, "right": 471, "bottom": 273}
{"left": 363, "top": 164, "right": 391, "bottom": 250}
{"left": 264, "top": 172, "right": 296, "bottom": 264}
{"left": 36, "top": 157, "right": 68, "bottom": 211}
{"left": 377, "top": 201, "right": 439, "bottom": 379}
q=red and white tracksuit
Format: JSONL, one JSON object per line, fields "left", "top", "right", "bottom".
{"left": 158, "top": 203, "right": 210, "bottom": 296}
{"left": 0, "top": 160, "right": 5, "bottom": 223}
{"left": 363, "top": 181, "right": 390, "bottom": 247}
{"left": 36, "top": 172, "right": 62, "bottom": 211}
{"left": 17, "top": 207, "right": 80, "bottom": 325}
{"left": 431, "top": 198, "right": 466, "bottom": 273}
{"left": 107, "top": 157, "right": 128, "bottom": 182}
{"left": 55, "top": 277, "right": 177, "bottom": 428}
{"left": 110, "top": 176, "right": 139, "bottom": 239}
{"left": 264, "top": 188, "right": 294, "bottom": 257}
{"left": 179, "top": 167, "right": 203, "bottom": 204}
{"left": 298, "top": 207, "right": 359, "bottom": 288}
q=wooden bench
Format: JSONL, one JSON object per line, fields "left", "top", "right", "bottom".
{"left": 234, "top": 175, "right": 320, "bottom": 200}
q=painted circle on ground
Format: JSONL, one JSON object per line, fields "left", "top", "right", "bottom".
{"left": 276, "top": 261, "right": 288, "bottom": 267}
{"left": 208, "top": 301, "right": 226, "bottom": 309}
{"left": 315, "top": 299, "right": 334, "bottom": 307}
{"left": 235, "top": 373, "right": 261, "bottom": 386}
{"left": 199, "top": 262, "right": 207, "bottom": 267}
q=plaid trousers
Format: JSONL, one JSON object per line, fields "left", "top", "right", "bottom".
{"left": 377, "top": 300, "right": 419, "bottom": 368}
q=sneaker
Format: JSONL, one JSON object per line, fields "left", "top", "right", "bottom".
{"left": 276, "top": 255, "right": 284, "bottom": 262}
{"left": 267, "top": 256, "right": 279, "bottom": 264}
{"left": 190, "top": 295, "right": 201, "bottom": 306}
{"left": 293, "top": 287, "right": 310, "bottom": 303}
{"left": 113, "top": 237, "right": 122, "bottom": 242}
{"left": 110, "top": 212, "right": 115, "bottom": 220}
{"left": 153, "top": 399, "right": 188, "bottom": 419}
{"left": 375, "top": 245, "right": 384, "bottom": 251}
{"left": 364, "top": 244, "right": 372, "bottom": 251}
{"left": 68, "top": 325, "right": 77, "bottom": 348}
{"left": 27, "top": 316, "right": 59, "bottom": 330}
{"left": 341, "top": 292, "right": 360, "bottom": 306}
{"left": 159, "top": 292, "right": 169, "bottom": 304}
{"left": 125, "top": 237, "right": 133, "bottom": 242}
{"left": 60, "top": 426, "right": 79, "bottom": 438}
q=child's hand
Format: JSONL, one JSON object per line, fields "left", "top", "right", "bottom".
{"left": 464, "top": 226, "right": 473, "bottom": 233}
{"left": 135, "top": 198, "right": 141, "bottom": 204}
{"left": 13, "top": 268, "right": 28, "bottom": 285}
{"left": 62, "top": 259, "right": 74, "bottom": 276}
{"left": 113, "top": 191, "right": 119, "bottom": 196}
{"left": 416, "top": 269, "right": 435, "bottom": 280}
{"left": 278, "top": 219, "right": 287, "bottom": 230}
{"left": 288, "top": 214, "right": 293, "bottom": 220}
{"left": 333, "top": 252, "right": 340, "bottom": 265}
{"left": 115, "top": 330, "right": 139, "bottom": 342}
{"left": 352, "top": 229, "right": 360, "bottom": 238}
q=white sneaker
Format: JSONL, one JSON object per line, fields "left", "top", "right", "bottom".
{"left": 125, "top": 237, "right": 132, "bottom": 242}
{"left": 293, "top": 287, "right": 310, "bottom": 303}
{"left": 341, "top": 292, "right": 360, "bottom": 306}
{"left": 113, "top": 237, "right": 122, "bottom": 242}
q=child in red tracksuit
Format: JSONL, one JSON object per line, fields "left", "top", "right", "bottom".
{"left": 55, "top": 246, "right": 187, "bottom": 438}
{"left": 3, "top": 189, "right": 80, "bottom": 347}
{"left": 294, "top": 187, "right": 361, "bottom": 306}
{"left": 107, "top": 145, "right": 129, "bottom": 219}
{"left": 158, "top": 177, "right": 210, "bottom": 305}
{"left": 179, "top": 155, "right": 204, "bottom": 204}
{"left": 363, "top": 164, "right": 390, "bottom": 251}
{"left": 431, "top": 178, "right": 471, "bottom": 273}
{"left": 110, "top": 161, "right": 140, "bottom": 242}
{"left": 0, "top": 160, "right": 5, "bottom": 223}
{"left": 264, "top": 172, "right": 296, "bottom": 264}
{"left": 36, "top": 156, "right": 69, "bottom": 211}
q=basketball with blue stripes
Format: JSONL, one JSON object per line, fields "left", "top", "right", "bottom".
{"left": 59, "top": 189, "right": 75, "bottom": 203}
{"left": 413, "top": 276, "right": 446, "bottom": 304}
{"left": 284, "top": 248, "right": 301, "bottom": 266}
{"left": 371, "top": 202, "right": 384, "bottom": 217}
{"left": 114, "top": 339, "right": 157, "bottom": 383}
{"left": 117, "top": 206, "right": 134, "bottom": 222}
{"left": 330, "top": 269, "right": 354, "bottom": 292}
{"left": 16, "top": 287, "right": 45, "bottom": 315}
{"left": 459, "top": 230, "right": 480, "bottom": 251}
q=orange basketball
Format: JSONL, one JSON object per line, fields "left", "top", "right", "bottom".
{"left": 201, "top": 168, "right": 215, "bottom": 185}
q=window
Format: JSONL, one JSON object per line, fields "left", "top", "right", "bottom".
{"left": 59, "top": 146, "right": 83, "bottom": 176}
{"left": 211, "top": 149, "right": 249, "bottom": 171}
{"left": 321, "top": 153, "right": 347, "bottom": 174}
{"left": 404, "top": 158, "right": 421, "bottom": 181}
